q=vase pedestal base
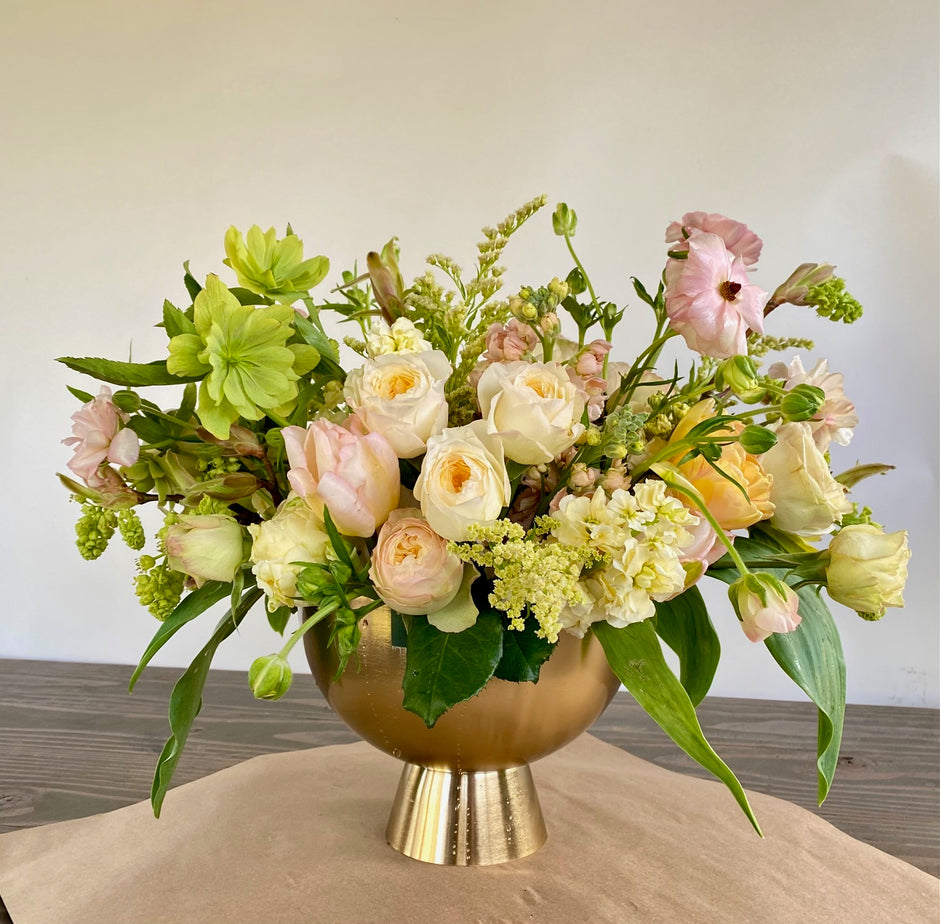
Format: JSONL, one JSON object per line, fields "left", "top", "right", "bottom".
{"left": 385, "top": 761, "right": 548, "bottom": 866}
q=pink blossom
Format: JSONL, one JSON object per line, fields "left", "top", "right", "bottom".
{"left": 484, "top": 319, "right": 539, "bottom": 363}
{"left": 282, "top": 418, "right": 400, "bottom": 538}
{"left": 664, "top": 232, "right": 769, "bottom": 358}
{"left": 767, "top": 356, "right": 858, "bottom": 451}
{"left": 63, "top": 386, "right": 140, "bottom": 487}
{"left": 574, "top": 339, "right": 612, "bottom": 377}
{"left": 665, "top": 211, "right": 763, "bottom": 269}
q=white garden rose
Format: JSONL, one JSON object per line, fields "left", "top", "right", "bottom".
{"left": 477, "top": 361, "right": 586, "bottom": 464}
{"left": 760, "top": 421, "right": 852, "bottom": 535}
{"left": 344, "top": 350, "right": 451, "bottom": 459}
{"left": 248, "top": 497, "right": 330, "bottom": 611}
{"left": 413, "top": 420, "right": 511, "bottom": 541}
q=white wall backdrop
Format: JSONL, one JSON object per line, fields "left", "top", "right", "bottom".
{"left": 2, "top": 0, "right": 936, "bottom": 706}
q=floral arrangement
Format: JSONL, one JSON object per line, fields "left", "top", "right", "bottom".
{"left": 58, "top": 197, "right": 910, "bottom": 829}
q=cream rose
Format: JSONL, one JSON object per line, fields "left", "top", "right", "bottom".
{"left": 369, "top": 509, "right": 464, "bottom": 615}
{"left": 344, "top": 350, "right": 452, "bottom": 459}
{"left": 761, "top": 422, "right": 852, "bottom": 535}
{"left": 413, "top": 420, "right": 511, "bottom": 541}
{"left": 477, "top": 361, "right": 585, "bottom": 464}
{"left": 248, "top": 498, "right": 330, "bottom": 611}
{"left": 826, "top": 525, "right": 910, "bottom": 617}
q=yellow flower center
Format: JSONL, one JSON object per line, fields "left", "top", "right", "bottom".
{"left": 377, "top": 368, "right": 419, "bottom": 399}
{"left": 443, "top": 458, "right": 472, "bottom": 494}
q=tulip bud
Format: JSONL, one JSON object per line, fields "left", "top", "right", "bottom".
{"left": 728, "top": 572, "right": 801, "bottom": 643}
{"left": 738, "top": 425, "right": 777, "bottom": 455}
{"left": 249, "top": 653, "right": 293, "bottom": 700}
{"left": 552, "top": 202, "right": 578, "bottom": 236}
{"left": 715, "top": 356, "right": 764, "bottom": 402}
{"left": 780, "top": 384, "right": 826, "bottom": 421}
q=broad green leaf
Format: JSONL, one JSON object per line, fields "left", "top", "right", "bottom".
{"left": 231, "top": 286, "right": 272, "bottom": 306}
{"left": 293, "top": 314, "right": 342, "bottom": 369}
{"left": 151, "top": 586, "right": 263, "bottom": 816}
{"left": 162, "top": 299, "right": 196, "bottom": 337}
{"left": 129, "top": 581, "right": 233, "bottom": 691}
{"left": 402, "top": 611, "right": 503, "bottom": 728}
{"left": 494, "top": 622, "right": 556, "bottom": 683}
{"left": 267, "top": 604, "right": 291, "bottom": 635}
{"left": 594, "top": 620, "right": 761, "bottom": 834}
{"left": 652, "top": 586, "right": 720, "bottom": 706}
{"left": 66, "top": 384, "right": 94, "bottom": 403}
{"left": 57, "top": 356, "right": 203, "bottom": 387}
{"left": 182, "top": 260, "right": 202, "bottom": 301}
{"left": 709, "top": 528, "right": 846, "bottom": 803}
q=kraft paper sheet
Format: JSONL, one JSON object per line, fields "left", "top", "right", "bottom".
{"left": 0, "top": 735, "right": 936, "bottom": 924}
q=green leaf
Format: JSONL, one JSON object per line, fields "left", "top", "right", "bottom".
{"left": 66, "top": 384, "right": 95, "bottom": 403}
{"left": 177, "top": 382, "right": 197, "bottom": 423}
{"left": 230, "top": 287, "right": 272, "bottom": 306}
{"left": 267, "top": 604, "right": 291, "bottom": 635}
{"left": 402, "top": 611, "right": 504, "bottom": 728}
{"left": 150, "top": 586, "right": 263, "bottom": 816}
{"left": 129, "top": 581, "right": 233, "bottom": 691}
{"left": 594, "top": 620, "right": 761, "bottom": 834}
{"left": 162, "top": 299, "right": 196, "bottom": 338}
{"left": 56, "top": 356, "right": 203, "bottom": 387}
{"left": 709, "top": 528, "right": 846, "bottom": 803}
{"left": 182, "top": 260, "right": 202, "bottom": 301}
{"left": 494, "top": 622, "right": 556, "bottom": 683}
{"left": 652, "top": 586, "right": 720, "bottom": 706}
{"left": 293, "top": 313, "right": 342, "bottom": 369}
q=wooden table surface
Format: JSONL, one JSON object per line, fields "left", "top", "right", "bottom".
{"left": 1, "top": 658, "right": 937, "bottom": 921}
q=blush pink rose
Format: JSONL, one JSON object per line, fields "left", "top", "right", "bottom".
{"left": 665, "top": 211, "right": 763, "bottom": 269}
{"left": 664, "top": 232, "right": 769, "bottom": 358}
{"left": 369, "top": 509, "right": 464, "bottom": 615}
{"left": 282, "top": 418, "right": 400, "bottom": 538}
{"left": 63, "top": 386, "right": 140, "bottom": 487}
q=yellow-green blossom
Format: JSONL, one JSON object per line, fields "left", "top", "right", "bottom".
{"left": 167, "top": 275, "right": 302, "bottom": 439}
{"left": 223, "top": 226, "right": 328, "bottom": 303}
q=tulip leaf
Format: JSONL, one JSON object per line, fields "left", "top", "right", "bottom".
{"left": 594, "top": 620, "right": 761, "bottom": 834}
{"left": 652, "top": 585, "right": 720, "bottom": 707}
{"left": 709, "top": 528, "right": 846, "bottom": 804}
{"left": 494, "top": 621, "right": 556, "bottom": 683}
{"left": 402, "top": 610, "right": 503, "bottom": 728}
{"left": 151, "top": 586, "right": 263, "bottom": 816}
{"left": 57, "top": 356, "right": 203, "bottom": 387}
{"left": 129, "top": 580, "right": 233, "bottom": 691}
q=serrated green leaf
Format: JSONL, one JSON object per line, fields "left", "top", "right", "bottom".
{"left": 162, "top": 299, "right": 196, "bottom": 338}
{"left": 129, "top": 580, "right": 233, "bottom": 691}
{"left": 652, "top": 586, "right": 720, "bottom": 706}
{"left": 594, "top": 620, "right": 761, "bottom": 834}
{"left": 709, "top": 527, "right": 846, "bottom": 803}
{"left": 494, "top": 622, "right": 556, "bottom": 682}
{"left": 57, "top": 356, "right": 203, "bottom": 387}
{"left": 66, "top": 384, "right": 95, "bottom": 403}
{"left": 402, "top": 611, "right": 503, "bottom": 728}
{"left": 151, "top": 586, "right": 263, "bottom": 816}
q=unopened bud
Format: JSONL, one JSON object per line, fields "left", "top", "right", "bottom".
{"left": 249, "top": 653, "right": 293, "bottom": 700}
{"left": 738, "top": 425, "right": 777, "bottom": 454}
{"left": 552, "top": 202, "right": 578, "bottom": 236}
{"left": 780, "top": 384, "right": 825, "bottom": 421}
{"left": 111, "top": 390, "right": 141, "bottom": 412}
{"left": 716, "top": 356, "right": 764, "bottom": 403}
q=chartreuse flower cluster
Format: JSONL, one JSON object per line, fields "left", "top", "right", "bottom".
{"left": 57, "top": 198, "right": 908, "bottom": 826}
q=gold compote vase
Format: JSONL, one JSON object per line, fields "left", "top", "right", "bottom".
{"left": 303, "top": 606, "right": 620, "bottom": 866}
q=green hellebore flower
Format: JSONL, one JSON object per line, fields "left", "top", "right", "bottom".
{"left": 167, "top": 274, "right": 301, "bottom": 439}
{"left": 223, "top": 225, "right": 329, "bottom": 304}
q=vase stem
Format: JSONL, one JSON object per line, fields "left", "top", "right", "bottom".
{"left": 385, "top": 762, "right": 548, "bottom": 866}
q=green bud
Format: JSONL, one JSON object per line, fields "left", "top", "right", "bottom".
{"left": 565, "top": 267, "right": 587, "bottom": 296}
{"left": 715, "top": 356, "right": 765, "bottom": 402}
{"left": 738, "top": 425, "right": 777, "bottom": 454}
{"left": 551, "top": 202, "right": 577, "bottom": 236}
{"left": 248, "top": 654, "right": 293, "bottom": 700}
{"left": 111, "top": 389, "right": 141, "bottom": 412}
{"left": 295, "top": 564, "right": 335, "bottom": 601}
{"left": 780, "top": 384, "right": 826, "bottom": 421}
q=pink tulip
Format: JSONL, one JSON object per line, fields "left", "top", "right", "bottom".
{"left": 665, "top": 211, "right": 763, "bottom": 268}
{"left": 282, "top": 418, "right": 400, "bottom": 537}
{"left": 729, "top": 573, "right": 802, "bottom": 643}
{"left": 664, "top": 232, "right": 769, "bottom": 358}
{"left": 63, "top": 386, "right": 140, "bottom": 487}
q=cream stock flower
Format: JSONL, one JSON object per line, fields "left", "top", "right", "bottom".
{"left": 761, "top": 422, "right": 851, "bottom": 536}
{"left": 344, "top": 350, "right": 451, "bottom": 459}
{"left": 477, "top": 360, "right": 585, "bottom": 464}
{"left": 248, "top": 498, "right": 331, "bottom": 612}
{"left": 826, "top": 525, "right": 910, "bottom": 617}
{"left": 369, "top": 509, "right": 464, "bottom": 616}
{"left": 364, "top": 317, "right": 433, "bottom": 357}
{"left": 413, "top": 420, "right": 511, "bottom": 541}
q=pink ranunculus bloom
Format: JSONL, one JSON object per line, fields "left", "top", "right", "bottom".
{"left": 63, "top": 386, "right": 140, "bottom": 487}
{"left": 767, "top": 356, "right": 858, "bottom": 451}
{"left": 664, "top": 232, "right": 769, "bottom": 359}
{"left": 282, "top": 418, "right": 400, "bottom": 538}
{"left": 483, "top": 319, "right": 539, "bottom": 363}
{"left": 665, "top": 211, "right": 763, "bottom": 269}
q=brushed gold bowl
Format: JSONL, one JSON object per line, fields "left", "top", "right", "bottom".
{"left": 303, "top": 607, "right": 620, "bottom": 865}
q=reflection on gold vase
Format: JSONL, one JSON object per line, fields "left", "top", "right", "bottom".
{"left": 303, "top": 607, "right": 620, "bottom": 865}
